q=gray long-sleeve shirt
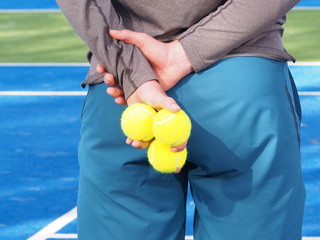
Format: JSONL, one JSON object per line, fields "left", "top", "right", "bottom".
{"left": 56, "top": 0, "right": 300, "bottom": 98}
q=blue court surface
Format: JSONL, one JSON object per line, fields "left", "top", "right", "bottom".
{"left": 0, "top": 0, "right": 59, "bottom": 10}
{"left": 1, "top": 0, "right": 320, "bottom": 239}
{"left": 0, "top": 0, "right": 319, "bottom": 9}
{"left": 0, "top": 63, "right": 319, "bottom": 240}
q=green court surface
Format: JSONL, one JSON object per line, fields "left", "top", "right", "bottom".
{"left": 0, "top": 10, "right": 319, "bottom": 63}
{"left": 1, "top": 3, "right": 320, "bottom": 240}
{"left": 0, "top": 12, "right": 87, "bottom": 63}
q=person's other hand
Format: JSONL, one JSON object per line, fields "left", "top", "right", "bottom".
{"left": 97, "top": 64, "right": 186, "bottom": 151}
{"left": 96, "top": 64, "right": 181, "bottom": 112}
{"left": 109, "top": 29, "right": 193, "bottom": 91}
{"left": 96, "top": 64, "right": 126, "bottom": 105}
{"left": 127, "top": 80, "right": 187, "bottom": 150}
{"left": 97, "top": 29, "right": 193, "bottom": 104}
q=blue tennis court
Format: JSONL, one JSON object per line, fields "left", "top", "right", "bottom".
{"left": 1, "top": 0, "right": 319, "bottom": 239}
{"left": 0, "top": 0, "right": 319, "bottom": 9}
{"left": 0, "top": 63, "right": 319, "bottom": 240}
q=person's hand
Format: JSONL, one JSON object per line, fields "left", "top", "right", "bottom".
{"left": 96, "top": 64, "right": 181, "bottom": 112}
{"left": 96, "top": 64, "right": 126, "bottom": 105}
{"left": 125, "top": 80, "right": 188, "bottom": 152}
{"left": 109, "top": 29, "right": 193, "bottom": 91}
{"left": 96, "top": 65, "right": 187, "bottom": 152}
{"left": 97, "top": 29, "right": 193, "bottom": 104}
{"left": 96, "top": 29, "right": 192, "bottom": 153}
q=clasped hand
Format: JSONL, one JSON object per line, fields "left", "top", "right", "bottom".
{"left": 97, "top": 29, "right": 192, "bottom": 151}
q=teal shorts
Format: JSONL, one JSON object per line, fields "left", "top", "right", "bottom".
{"left": 78, "top": 57, "right": 305, "bottom": 240}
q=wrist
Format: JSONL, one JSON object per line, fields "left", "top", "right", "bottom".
{"left": 169, "top": 40, "right": 193, "bottom": 76}
{"left": 127, "top": 79, "right": 159, "bottom": 105}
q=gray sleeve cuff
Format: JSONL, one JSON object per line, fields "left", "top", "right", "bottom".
{"left": 178, "top": 35, "right": 207, "bottom": 73}
{"left": 122, "top": 71, "right": 158, "bottom": 100}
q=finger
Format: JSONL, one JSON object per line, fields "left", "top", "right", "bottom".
{"left": 127, "top": 80, "right": 181, "bottom": 112}
{"left": 171, "top": 140, "right": 188, "bottom": 152}
{"left": 107, "top": 87, "right": 124, "bottom": 98}
{"left": 103, "top": 73, "right": 117, "bottom": 86}
{"left": 163, "top": 97, "right": 181, "bottom": 113}
{"left": 125, "top": 138, "right": 151, "bottom": 149}
{"left": 115, "top": 97, "right": 127, "bottom": 105}
{"left": 126, "top": 138, "right": 133, "bottom": 145}
{"left": 131, "top": 140, "right": 151, "bottom": 149}
{"left": 109, "top": 29, "right": 150, "bottom": 49}
{"left": 96, "top": 64, "right": 107, "bottom": 74}
{"left": 150, "top": 95, "right": 180, "bottom": 113}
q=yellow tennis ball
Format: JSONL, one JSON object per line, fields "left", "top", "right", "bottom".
{"left": 121, "top": 103, "right": 157, "bottom": 141}
{"left": 153, "top": 109, "right": 192, "bottom": 146}
{"left": 148, "top": 140, "right": 187, "bottom": 173}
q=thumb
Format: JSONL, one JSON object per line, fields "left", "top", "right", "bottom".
{"left": 110, "top": 29, "right": 140, "bottom": 45}
{"left": 163, "top": 97, "right": 181, "bottom": 113}
{"left": 109, "top": 29, "right": 151, "bottom": 49}
{"left": 151, "top": 95, "right": 180, "bottom": 113}
{"left": 96, "top": 63, "right": 107, "bottom": 74}
{"left": 127, "top": 80, "right": 181, "bottom": 113}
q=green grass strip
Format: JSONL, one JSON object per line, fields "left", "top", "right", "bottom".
{"left": 283, "top": 10, "right": 320, "bottom": 62}
{"left": 0, "top": 12, "right": 87, "bottom": 62}
{"left": 0, "top": 10, "right": 319, "bottom": 63}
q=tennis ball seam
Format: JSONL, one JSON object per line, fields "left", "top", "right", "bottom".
{"left": 175, "top": 152, "right": 180, "bottom": 171}
{"left": 171, "top": 134, "right": 189, "bottom": 146}
{"left": 142, "top": 131, "right": 154, "bottom": 141}
{"left": 148, "top": 140, "right": 155, "bottom": 165}
{"left": 121, "top": 107, "right": 155, "bottom": 127}
{"left": 121, "top": 106, "right": 155, "bottom": 140}
{"left": 148, "top": 140, "right": 187, "bottom": 173}
{"left": 153, "top": 113, "right": 176, "bottom": 125}
{"left": 152, "top": 109, "right": 192, "bottom": 146}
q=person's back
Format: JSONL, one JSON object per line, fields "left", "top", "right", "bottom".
{"left": 56, "top": 0, "right": 306, "bottom": 239}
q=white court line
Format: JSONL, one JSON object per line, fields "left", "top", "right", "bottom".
{"left": 0, "top": 63, "right": 318, "bottom": 97}
{"left": 0, "top": 6, "right": 319, "bottom": 13}
{"left": 27, "top": 207, "right": 77, "bottom": 240}
{"left": 48, "top": 233, "right": 77, "bottom": 239}
{"left": 0, "top": 9, "right": 61, "bottom": 13}
{"left": 0, "top": 63, "right": 89, "bottom": 67}
{"left": 184, "top": 237, "right": 320, "bottom": 240}
{"left": 289, "top": 62, "right": 320, "bottom": 66}
{"left": 0, "top": 62, "right": 319, "bottom": 67}
{"left": 0, "top": 91, "right": 87, "bottom": 96}
{"left": 293, "top": 6, "right": 320, "bottom": 10}
{"left": 0, "top": 91, "right": 318, "bottom": 96}
{"left": 299, "top": 91, "right": 320, "bottom": 96}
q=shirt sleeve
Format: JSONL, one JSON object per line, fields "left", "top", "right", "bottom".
{"left": 56, "top": 0, "right": 157, "bottom": 99}
{"left": 177, "top": 0, "right": 300, "bottom": 72}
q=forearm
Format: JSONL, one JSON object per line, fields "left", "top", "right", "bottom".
{"left": 177, "top": 0, "right": 300, "bottom": 72}
{"left": 56, "top": 0, "right": 157, "bottom": 98}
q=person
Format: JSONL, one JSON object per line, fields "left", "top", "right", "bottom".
{"left": 56, "top": 0, "right": 306, "bottom": 239}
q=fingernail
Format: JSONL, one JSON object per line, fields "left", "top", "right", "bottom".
{"left": 105, "top": 78, "right": 111, "bottom": 85}
{"left": 171, "top": 147, "right": 179, "bottom": 152}
{"left": 170, "top": 103, "right": 181, "bottom": 112}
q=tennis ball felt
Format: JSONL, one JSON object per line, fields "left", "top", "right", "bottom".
{"left": 121, "top": 103, "right": 157, "bottom": 141}
{"left": 148, "top": 139, "right": 187, "bottom": 173}
{"left": 153, "top": 109, "right": 192, "bottom": 146}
